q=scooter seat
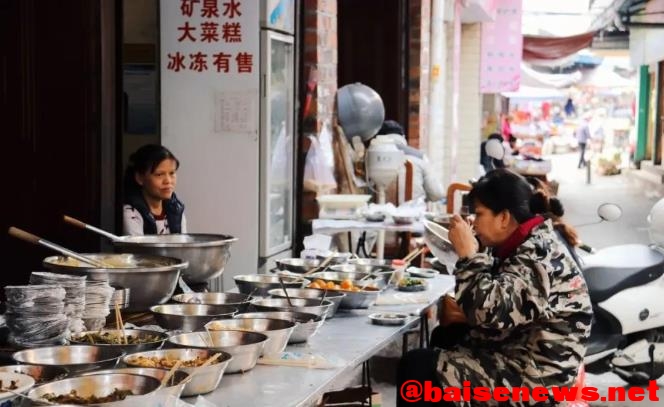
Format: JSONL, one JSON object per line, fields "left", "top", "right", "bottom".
{"left": 582, "top": 244, "right": 664, "bottom": 303}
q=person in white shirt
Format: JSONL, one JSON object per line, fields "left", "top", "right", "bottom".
{"left": 123, "top": 144, "right": 187, "bottom": 235}
{"left": 375, "top": 120, "right": 445, "bottom": 202}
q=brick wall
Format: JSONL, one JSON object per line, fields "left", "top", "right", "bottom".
{"left": 302, "top": 0, "right": 338, "bottom": 136}
{"left": 298, "top": 0, "right": 339, "bottom": 247}
{"left": 408, "top": 0, "right": 431, "bottom": 151}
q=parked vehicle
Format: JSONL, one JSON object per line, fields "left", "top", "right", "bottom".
{"left": 579, "top": 202, "right": 664, "bottom": 385}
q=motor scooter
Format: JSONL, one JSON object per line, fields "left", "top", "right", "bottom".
{"left": 578, "top": 202, "right": 664, "bottom": 385}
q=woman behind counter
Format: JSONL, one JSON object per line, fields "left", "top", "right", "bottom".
{"left": 123, "top": 144, "right": 187, "bottom": 235}
{"left": 397, "top": 168, "right": 592, "bottom": 406}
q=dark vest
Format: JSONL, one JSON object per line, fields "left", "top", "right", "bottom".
{"left": 125, "top": 192, "right": 185, "bottom": 234}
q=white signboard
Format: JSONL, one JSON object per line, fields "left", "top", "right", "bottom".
{"left": 161, "top": 0, "right": 260, "bottom": 289}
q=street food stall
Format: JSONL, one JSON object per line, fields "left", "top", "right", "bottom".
{"left": 0, "top": 218, "right": 454, "bottom": 406}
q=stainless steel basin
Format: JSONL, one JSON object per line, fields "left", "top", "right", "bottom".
{"left": 43, "top": 253, "right": 187, "bottom": 311}
{"left": 205, "top": 318, "right": 295, "bottom": 356}
{"left": 13, "top": 345, "right": 125, "bottom": 375}
{"left": 168, "top": 330, "right": 267, "bottom": 374}
{"left": 112, "top": 234, "right": 237, "bottom": 284}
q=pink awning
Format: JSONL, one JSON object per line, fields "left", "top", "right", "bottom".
{"left": 522, "top": 31, "right": 596, "bottom": 62}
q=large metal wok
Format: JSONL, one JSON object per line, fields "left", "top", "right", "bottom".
{"left": 64, "top": 216, "right": 238, "bottom": 284}
{"left": 43, "top": 253, "right": 187, "bottom": 311}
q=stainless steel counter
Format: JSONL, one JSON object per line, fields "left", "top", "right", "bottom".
{"left": 190, "top": 274, "right": 455, "bottom": 407}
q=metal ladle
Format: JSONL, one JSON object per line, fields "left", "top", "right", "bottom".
{"left": 64, "top": 214, "right": 194, "bottom": 292}
{"left": 8, "top": 226, "right": 107, "bottom": 268}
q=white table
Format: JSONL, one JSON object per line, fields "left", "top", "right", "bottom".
{"left": 312, "top": 219, "right": 424, "bottom": 235}
{"left": 312, "top": 219, "right": 425, "bottom": 259}
{"left": 187, "top": 275, "right": 455, "bottom": 407}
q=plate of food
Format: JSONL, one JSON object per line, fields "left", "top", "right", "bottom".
{"left": 0, "top": 372, "right": 35, "bottom": 404}
{"left": 368, "top": 312, "right": 410, "bottom": 326}
{"left": 397, "top": 277, "right": 427, "bottom": 292}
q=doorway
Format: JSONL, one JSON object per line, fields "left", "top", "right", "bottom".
{"left": 337, "top": 0, "right": 409, "bottom": 133}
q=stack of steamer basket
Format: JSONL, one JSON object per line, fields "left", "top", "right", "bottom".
{"left": 4, "top": 285, "right": 69, "bottom": 347}
{"left": 30, "top": 272, "right": 86, "bottom": 334}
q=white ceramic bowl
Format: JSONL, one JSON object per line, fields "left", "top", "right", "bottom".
{"left": 0, "top": 372, "right": 35, "bottom": 405}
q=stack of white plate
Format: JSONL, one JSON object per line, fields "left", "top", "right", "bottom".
{"left": 4, "top": 285, "right": 68, "bottom": 347}
{"left": 30, "top": 272, "right": 86, "bottom": 333}
{"left": 82, "top": 279, "right": 114, "bottom": 330}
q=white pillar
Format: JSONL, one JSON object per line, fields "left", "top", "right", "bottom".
{"left": 427, "top": 0, "right": 448, "bottom": 185}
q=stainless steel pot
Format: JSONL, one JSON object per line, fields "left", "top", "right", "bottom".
{"left": 111, "top": 234, "right": 237, "bottom": 284}
{"left": 42, "top": 254, "right": 187, "bottom": 311}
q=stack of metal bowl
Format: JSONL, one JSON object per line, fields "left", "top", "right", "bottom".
{"left": 233, "top": 275, "right": 306, "bottom": 297}
{"left": 267, "top": 288, "right": 345, "bottom": 319}
{"left": 13, "top": 345, "right": 125, "bottom": 375}
{"left": 172, "top": 292, "right": 252, "bottom": 313}
{"left": 27, "top": 373, "right": 160, "bottom": 405}
{"left": 123, "top": 348, "right": 231, "bottom": 397}
{"left": 205, "top": 318, "right": 295, "bottom": 356}
{"left": 150, "top": 304, "right": 237, "bottom": 332}
{"left": 42, "top": 254, "right": 188, "bottom": 311}
{"left": 234, "top": 312, "right": 322, "bottom": 344}
{"left": 168, "top": 330, "right": 267, "bottom": 374}
{"left": 250, "top": 298, "right": 333, "bottom": 319}
{"left": 111, "top": 234, "right": 238, "bottom": 284}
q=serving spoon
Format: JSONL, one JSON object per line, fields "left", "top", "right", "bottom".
{"left": 8, "top": 226, "right": 107, "bottom": 268}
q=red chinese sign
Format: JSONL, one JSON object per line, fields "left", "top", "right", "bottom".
{"left": 167, "top": 0, "right": 253, "bottom": 74}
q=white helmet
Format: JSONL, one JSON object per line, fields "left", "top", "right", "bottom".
{"left": 648, "top": 198, "right": 664, "bottom": 246}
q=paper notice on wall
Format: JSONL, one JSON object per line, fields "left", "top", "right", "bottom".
{"left": 214, "top": 91, "right": 258, "bottom": 135}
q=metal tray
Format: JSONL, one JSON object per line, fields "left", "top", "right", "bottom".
{"left": 368, "top": 313, "right": 409, "bottom": 326}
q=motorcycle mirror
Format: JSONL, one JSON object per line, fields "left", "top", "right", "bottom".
{"left": 485, "top": 139, "right": 505, "bottom": 160}
{"left": 597, "top": 203, "right": 622, "bottom": 222}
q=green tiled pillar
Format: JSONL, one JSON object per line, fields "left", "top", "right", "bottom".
{"left": 636, "top": 65, "right": 649, "bottom": 162}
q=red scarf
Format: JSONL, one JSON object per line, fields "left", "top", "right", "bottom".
{"left": 494, "top": 215, "right": 545, "bottom": 261}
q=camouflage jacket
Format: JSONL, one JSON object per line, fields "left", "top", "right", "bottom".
{"left": 452, "top": 219, "right": 593, "bottom": 388}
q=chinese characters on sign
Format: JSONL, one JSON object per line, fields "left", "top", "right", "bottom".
{"left": 479, "top": 0, "right": 523, "bottom": 93}
{"left": 167, "top": 0, "right": 253, "bottom": 74}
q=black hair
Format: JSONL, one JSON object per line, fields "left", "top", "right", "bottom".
{"left": 468, "top": 168, "right": 544, "bottom": 223}
{"left": 525, "top": 176, "right": 565, "bottom": 218}
{"left": 123, "top": 144, "right": 179, "bottom": 199}
{"left": 487, "top": 133, "right": 502, "bottom": 142}
{"left": 376, "top": 120, "right": 405, "bottom": 136}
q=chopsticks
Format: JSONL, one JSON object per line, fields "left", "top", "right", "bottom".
{"left": 200, "top": 352, "right": 223, "bottom": 368}
{"left": 114, "top": 303, "right": 128, "bottom": 344}
{"left": 159, "top": 353, "right": 222, "bottom": 389}
{"left": 160, "top": 360, "right": 183, "bottom": 388}
{"left": 402, "top": 247, "right": 424, "bottom": 265}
